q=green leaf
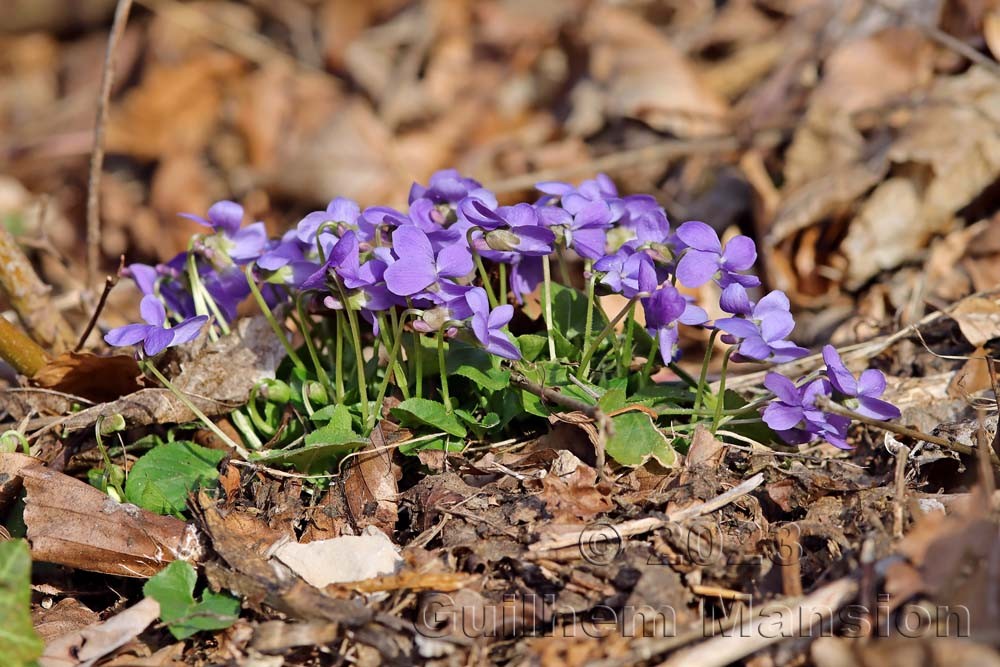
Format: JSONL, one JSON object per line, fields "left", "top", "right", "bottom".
{"left": 516, "top": 334, "right": 547, "bottom": 362}
{"left": 598, "top": 387, "right": 628, "bottom": 412}
{"left": 399, "top": 435, "right": 465, "bottom": 455}
{"left": 125, "top": 442, "right": 224, "bottom": 516}
{"left": 391, "top": 398, "right": 467, "bottom": 438}
{"left": 0, "top": 540, "right": 43, "bottom": 667}
{"left": 550, "top": 283, "right": 593, "bottom": 340}
{"left": 310, "top": 403, "right": 354, "bottom": 430}
{"left": 446, "top": 344, "right": 510, "bottom": 391}
{"left": 252, "top": 425, "right": 367, "bottom": 473}
{"left": 606, "top": 412, "right": 676, "bottom": 467}
{"left": 144, "top": 561, "right": 240, "bottom": 640}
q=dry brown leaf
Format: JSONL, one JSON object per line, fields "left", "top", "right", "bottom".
{"left": 32, "top": 352, "right": 142, "bottom": 403}
{"left": 947, "top": 345, "right": 993, "bottom": 399}
{"left": 40, "top": 597, "right": 161, "bottom": 667}
{"left": 538, "top": 454, "right": 613, "bottom": 522}
{"left": 31, "top": 598, "right": 100, "bottom": 644}
{"left": 20, "top": 464, "right": 201, "bottom": 577}
{"left": 107, "top": 51, "right": 245, "bottom": 159}
{"left": 0, "top": 452, "right": 36, "bottom": 511}
{"left": 949, "top": 297, "right": 1000, "bottom": 347}
{"left": 51, "top": 314, "right": 286, "bottom": 436}
{"left": 582, "top": 4, "right": 729, "bottom": 138}
{"left": 985, "top": 10, "right": 1000, "bottom": 61}
{"left": 841, "top": 177, "right": 924, "bottom": 289}
{"left": 343, "top": 425, "right": 399, "bottom": 536}
{"left": 813, "top": 27, "right": 934, "bottom": 115}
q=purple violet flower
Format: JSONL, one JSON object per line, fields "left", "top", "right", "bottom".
{"left": 620, "top": 195, "right": 671, "bottom": 245}
{"left": 822, "top": 346, "right": 901, "bottom": 420}
{"left": 641, "top": 285, "right": 708, "bottom": 364}
{"left": 383, "top": 226, "right": 474, "bottom": 297}
{"left": 715, "top": 291, "right": 808, "bottom": 363}
{"left": 296, "top": 197, "right": 361, "bottom": 245}
{"left": 105, "top": 295, "right": 207, "bottom": 357}
{"left": 594, "top": 245, "right": 657, "bottom": 298}
{"left": 409, "top": 169, "right": 482, "bottom": 205}
{"left": 762, "top": 373, "right": 852, "bottom": 449}
{"left": 181, "top": 201, "right": 266, "bottom": 265}
{"left": 674, "top": 221, "right": 759, "bottom": 289}
{"left": 465, "top": 287, "right": 520, "bottom": 360}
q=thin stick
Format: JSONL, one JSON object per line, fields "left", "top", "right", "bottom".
{"left": 530, "top": 472, "right": 765, "bottom": 553}
{"left": 892, "top": 443, "right": 910, "bottom": 539}
{"left": 87, "top": 0, "right": 134, "bottom": 287}
{"left": 75, "top": 255, "right": 124, "bottom": 352}
{"left": 816, "top": 396, "right": 1000, "bottom": 466}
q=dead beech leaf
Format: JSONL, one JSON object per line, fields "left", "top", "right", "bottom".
{"left": 582, "top": 4, "right": 729, "bottom": 138}
{"left": 985, "top": 11, "right": 1000, "bottom": 61}
{"left": 947, "top": 346, "right": 993, "bottom": 399}
{"left": 684, "top": 424, "right": 725, "bottom": 469}
{"left": 949, "top": 297, "right": 1000, "bottom": 347}
{"left": 32, "top": 352, "right": 142, "bottom": 403}
{"left": 20, "top": 464, "right": 201, "bottom": 577}
{"left": 40, "top": 597, "right": 161, "bottom": 667}
{"left": 343, "top": 425, "right": 399, "bottom": 536}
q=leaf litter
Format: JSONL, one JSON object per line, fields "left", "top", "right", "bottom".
{"left": 0, "top": 1, "right": 1000, "bottom": 666}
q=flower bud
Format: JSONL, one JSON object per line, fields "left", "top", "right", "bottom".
{"left": 484, "top": 229, "right": 521, "bottom": 252}
{"left": 258, "top": 378, "right": 292, "bottom": 403}
{"left": 305, "top": 381, "right": 328, "bottom": 405}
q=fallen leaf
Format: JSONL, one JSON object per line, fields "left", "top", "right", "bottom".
{"left": 20, "top": 464, "right": 202, "bottom": 577}
{"left": 32, "top": 352, "right": 143, "bottom": 403}
{"left": 273, "top": 527, "right": 403, "bottom": 588}
{"left": 582, "top": 4, "right": 729, "bottom": 138}
{"left": 40, "top": 597, "right": 161, "bottom": 667}
{"left": 343, "top": 425, "right": 400, "bottom": 536}
{"left": 31, "top": 598, "right": 100, "bottom": 644}
{"left": 949, "top": 297, "right": 1000, "bottom": 347}
{"left": 538, "top": 452, "right": 613, "bottom": 521}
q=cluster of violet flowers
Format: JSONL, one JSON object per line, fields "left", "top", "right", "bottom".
{"left": 105, "top": 170, "right": 899, "bottom": 450}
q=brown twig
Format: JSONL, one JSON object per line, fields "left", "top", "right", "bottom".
{"left": 510, "top": 370, "right": 610, "bottom": 474}
{"left": 75, "top": 255, "right": 125, "bottom": 352}
{"left": 816, "top": 396, "right": 1000, "bottom": 466}
{"left": 86, "top": 0, "right": 133, "bottom": 287}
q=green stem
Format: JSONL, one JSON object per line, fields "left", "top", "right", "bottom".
{"left": 577, "top": 296, "right": 639, "bottom": 380}
{"left": 542, "top": 254, "right": 557, "bottom": 361}
{"left": 334, "top": 278, "right": 370, "bottom": 426}
{"left": 556, "top": 245, "right": 572, "bottom": 285}
{"left": 468, "top": 232, "right": 498, "bottom": 308}
{"left": 246, "top": 386, "right": 277, "bottom": 436}
{"left": 245, "top": 264, "right": 306, "bottom": 370}
{"left": 498, "top": 263, "right": 508, "bottom": 306}
{"left": 619, "top": 301, "right": 636, "bottom": 377}
{"left": 143, "top": 362, "right": 251, "bottom": 460}
{"left": 186, "top": 253, "right": 218, "bottom": 341}
{"left": 580, "top": 260, "right": 596, "bottom": 377}
{"left": 691, "top": 329, "right": 720, "bottom": 420}
{"left": 437, "top": 327, "right": 451, "bottom": 413}
{"left": 368, "top": 310, "right": 418, "bottom": 433}
{"left": 377, "top": 314, "right": 409, "bottom": 400}
{"left": 414, "top": 328, "right": 423, "bottom": 399}
{"left": 712, "top": 347, "right": 735, "bottom": 432}
{"left": 295, "top": 293, "right": 334, "bottom": 398}
{"left": 334, "top": 311, "right": 346, "bottom": 402}
{"left": 186, "top": 251, "right": 231, "bottom": 337}
{"left": 641, "top": 335, "right": 660, "bottom": 387}
{"left": 668, "top": 362, "right": 700, "bottom": 388}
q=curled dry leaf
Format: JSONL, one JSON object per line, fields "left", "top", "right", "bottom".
{"left": 19, "top": 464, "right": 202, "bottom": 577}
{"left": 40, "top": 597, "right": 161, "bottom": 667}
